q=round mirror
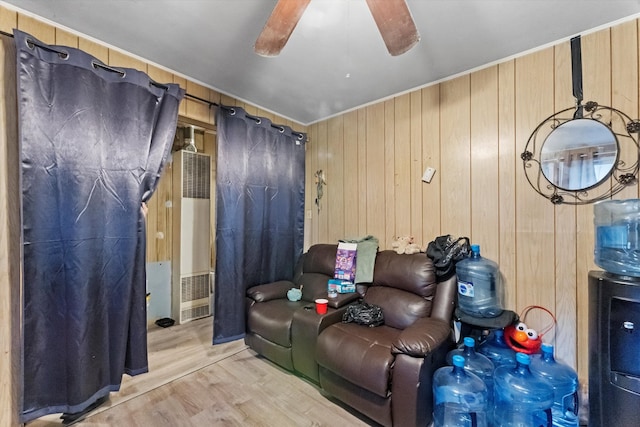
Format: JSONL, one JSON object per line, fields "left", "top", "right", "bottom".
{"left": 540, "top": 118, "right": 618, "bottom": 191}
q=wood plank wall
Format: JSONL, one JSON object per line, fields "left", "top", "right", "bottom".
{"left": 305, "top": 19, "right": 640, "bottom": 386}
{"left": 4, "top": 5, "right": 640, "bottom": 423}
{"left": 0, "top": 6, "right": 306, "bottom": 425}
{"left": 0, "top": 9, "right": 20, "bottom": 427}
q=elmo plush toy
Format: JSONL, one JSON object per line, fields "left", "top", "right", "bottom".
{"left": 504, "top": 305, "right": 556, "bottom": 355}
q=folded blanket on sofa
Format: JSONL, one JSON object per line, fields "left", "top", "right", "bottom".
{"left": 339, "top": 235, "right": 379, "bottom": 283}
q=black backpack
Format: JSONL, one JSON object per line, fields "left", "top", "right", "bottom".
{"left": 426, "top": 235, "right": 471, "bottom": 280}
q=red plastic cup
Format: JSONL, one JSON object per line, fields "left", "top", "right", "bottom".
{"left": 315, "top": 298, "right": 328, "bottom": 315}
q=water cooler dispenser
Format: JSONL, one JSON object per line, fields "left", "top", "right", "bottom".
{"left": 588, "top": 271, "right": 640, "bottom": 425}
{"left": 589, "top": 199, "right": 640, "bottom": 426}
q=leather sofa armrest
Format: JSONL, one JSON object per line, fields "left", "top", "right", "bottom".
{"left": 327, "top": 292, "right": 360, "bottom": 309}
{"left": 391, "top": 317, "right": 452, "bottom": 357}
{"left": 246, "top": 280, "right": 294, "bottom": 302}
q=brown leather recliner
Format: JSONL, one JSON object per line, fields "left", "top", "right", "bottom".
{"left": 315, "top": 250, "right": 457, "bottom": 427}
{"left": 245, "top": 244, "right": 361, "bottom": 382}
{"left": 245, "top": 244, "right": 456, "bottom": 426}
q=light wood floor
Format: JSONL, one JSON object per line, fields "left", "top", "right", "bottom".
{"left": 27, "top": 318, "right": 374, "bottom": 427}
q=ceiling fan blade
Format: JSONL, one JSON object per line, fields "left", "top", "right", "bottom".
{"left": 254, "top": 0, "right": 311, "bottom": 57}
{"left": 365, "top": 0, "right": 420, "bottom": 56}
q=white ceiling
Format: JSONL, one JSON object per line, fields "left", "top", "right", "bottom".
{"left": 3, "top": 0, "right": 640, "bottom": 125}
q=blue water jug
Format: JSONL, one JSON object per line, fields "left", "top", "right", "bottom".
{"left": 456, "top": 244, "right": 503, "bottom": 317}
{"left": 447, "top": 337, "right": 495, "bottom": 412}
{"left": 478, "top": 329, "right": 517, "bottom": 368}
{"left": 494, "top": 352, "right": 554, "bottom": 427}
{"left": 433, "top": 354, "right": 489, "bottom": 427}
{"left": 530, "top": 344, "right": 579, "bottom": 427}
{"left": 594, "top": 199, "right": 640, "bottom": 277}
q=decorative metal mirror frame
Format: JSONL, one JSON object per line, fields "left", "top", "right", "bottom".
{"left": 521, "top": 101, "right": 639, "bottom": 205}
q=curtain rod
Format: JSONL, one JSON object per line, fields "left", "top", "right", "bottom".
{"left": 184, "top": 93, "right": 305, "bottom": 141}
{"left": 0, "top": 30, "right": 305, "bottom": 141}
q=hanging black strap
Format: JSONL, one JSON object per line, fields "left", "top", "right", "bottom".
{"left": 571, "top": 36, "right": 583, "bottom": 118}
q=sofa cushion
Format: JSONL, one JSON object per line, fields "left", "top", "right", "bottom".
{"left": 372, "top": 251, "right": 437, "bottom": 297}
{"left": 365, "top": 286, "right": 431, "bottom": 330}
{"left": 316, "top": 322, "right": 400, "bottom": 398}
{"left": 303, "top": 244, "right": 338, "bottom": 276}
{"left": 247, "top": 299, "right": 306, "bottom": 347}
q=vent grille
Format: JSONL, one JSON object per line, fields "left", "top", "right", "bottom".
{"left": 182, "top": 151, "right": 210, "bottom": 199}
{"left": 181, "top": 304, "right": 211, "bottom": 322}
{"left": 181, "top": 273, "right": 210, "bottom": 302}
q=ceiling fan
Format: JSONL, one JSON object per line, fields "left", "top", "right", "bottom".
{"left": 254, "top": 0, "right": 420, "bottom": 57}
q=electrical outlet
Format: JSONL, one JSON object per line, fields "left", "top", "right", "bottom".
{"left": 422, "top": 167, "right": 436, "bottom": 183}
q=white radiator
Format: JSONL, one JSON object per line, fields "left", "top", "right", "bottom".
{"left": 172, "top": 150, "right": 212, "bottom": 324}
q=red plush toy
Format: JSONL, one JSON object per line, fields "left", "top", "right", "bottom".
{"left": 504, "top": 305, "right": 556, "bottom": 355}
